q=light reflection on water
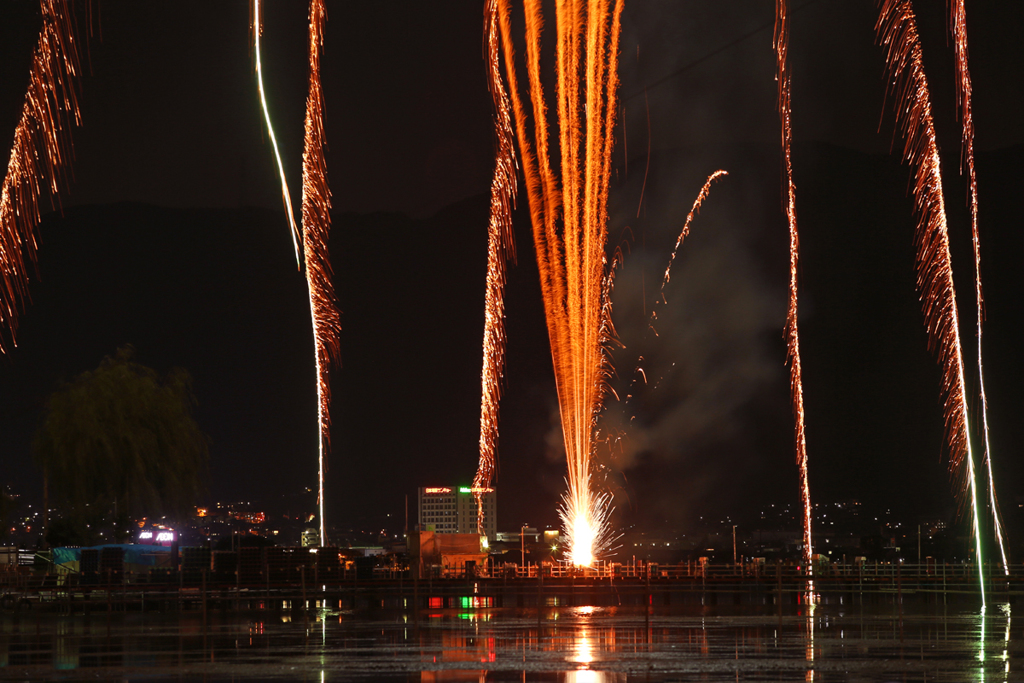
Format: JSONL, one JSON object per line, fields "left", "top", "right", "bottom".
{"left": 0, "top": 600, "right": 1017, "bottom": 681}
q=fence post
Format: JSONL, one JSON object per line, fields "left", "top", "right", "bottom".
{"left": 202, "top": 569, "right": 207, "bottom": 625}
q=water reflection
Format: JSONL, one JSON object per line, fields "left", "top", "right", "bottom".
{"left": 564, "top": 608, "right": 627, "bottom": 683}
{"left": 1001, "top": 603, "right": 1011, "bottom": 681}
{"left": 0, "top": 600, "right": 1020, "bottom": 681}
{"left": 803, "top": 581, "right": 818, "bottom": 682}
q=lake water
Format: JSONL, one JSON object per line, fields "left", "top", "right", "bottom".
{"left": 0, "top": 597, "right": 1017, "bottom": 681}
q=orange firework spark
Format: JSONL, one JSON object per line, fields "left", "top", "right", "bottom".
{"left": 658, "top": 171, "right": 728, "bottom": 294}
{"left": 0, "top": 0, "right": 84, "bottom": 353}
{"left": 496, "top": 0, "right": 624, "bottom": 566}
{"left": 616, "top": 172, "right": 726, "bottom": 463}
{"left": 949, "top": 0, "right": 1009, "bottom": 573}
{"left": 774, "top": 0, "right": 813, "bottom": 570}
{"left": 473, "top": 0, "right": 519, "bottom": 537}
{"left": 632, "top": 170, "right": 725, "bottom": 368}
{"left": 876, "top": 0, "right": 985, "bottom": 604}
{"left": 300, "top": 0, "right": 341, "bottom": 547}
{"left": 252, "top": 0, "right": 301, "bottom": 266}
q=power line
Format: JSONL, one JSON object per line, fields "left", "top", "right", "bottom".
{"left": 622, "top": 0, "right": 825, "bottom": 102}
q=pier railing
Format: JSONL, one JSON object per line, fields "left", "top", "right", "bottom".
{"left": 0, "top": 556, "right": 1017, "bottom": 614}
{"left": 493, "top": 558, "right": 1005, "bottom": 583}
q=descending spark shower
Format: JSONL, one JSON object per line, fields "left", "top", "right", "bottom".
{"left": 252, "top": 0, "right": 340, "bottom": 545}
{"left": 496, "top": 0, "right": 624, "bottom": 565}
{"left": 473, "top": 0, "right": 519, "bottom": 535}
{"left": 774, "top": 0, "right": 814, "bottom": 570}
{"left": 875, "top": 0, "right": 995, "bottom": 604}
{"left": 949, "top": 0, "right": 1008, "bottom": 574}
{"left": 300, "top": 0, "right": 341, "bottom": 548}
{"left": 0, "top": 0, "right": 83, "bottom": 353}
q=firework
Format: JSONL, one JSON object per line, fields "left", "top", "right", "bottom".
{"left": 252, "top": 0, "right": 301, "bottom": 266}
{"left": 0, "top": 0, "right": 84, "bottom": 353}
{"left": 658, "top": 171, "right": 728, "bottom": 294}
{"left": 949, "top": 0, "right": 1009, "bottom": 574}
{"left": 496, "top": 0, "right": 624, "bottom": 565}
{"left": 774, "top": 0, "right": 813, "bottom": 570}
{"left": 876, "top": 0, "right": 985, "bottom": 605}
{"left": 472, "top": 0, "right": 519, "bottom": 536}
{"left": 300, "top": 0, "right": 341, "bottom": 547}
{"left": 613, "top": 170, "right": 726, "bottom": 408}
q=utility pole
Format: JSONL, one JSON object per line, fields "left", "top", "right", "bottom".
{"left": 521, "top": 524, "right": 527, "bottom": 567}
{"left": 732, "top": 525, "right": 738, "bottom": 566}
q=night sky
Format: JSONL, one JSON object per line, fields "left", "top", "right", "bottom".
{"left": 1, "top": 2, "right": 1022, "bottom": 544}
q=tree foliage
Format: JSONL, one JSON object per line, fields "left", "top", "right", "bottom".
{"left": 34, "top": 347, "right": 208, "bottom": 525}
{"left": 0, "top": 487, "right": 17, "bottom": 540}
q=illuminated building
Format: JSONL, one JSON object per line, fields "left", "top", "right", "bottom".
{"left": 301, "top": 528, "right": 320, "bottom": 547}
{"left": 417, "top": 486, "right": 496, "bottom": 541}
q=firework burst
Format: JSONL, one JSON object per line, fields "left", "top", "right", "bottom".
{"left": 775, "top": 0, "right": 813, "bottom": 570}
{"left": 496, "top": 0, "right": 624, "bottom": 565}
{"left": 0, "top": 0, "right": 84, "bottom": 353}
{"left": 876, "top": 0, "right": 985, "bottom": 605}
{"left": 472, "top": 0, "right": 519, "bottom": 536}
{"left": 300, "top": 0, "right": 341, "bottom": 547}
{"left": 949, "top": 0, "right": 1009, "bottom": 574}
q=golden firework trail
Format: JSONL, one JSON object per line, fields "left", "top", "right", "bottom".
{"left": 625, "top": 171, "right": 725, "bottom": 405}
{"left": 0, "top": 0, "right": 84, "bottom": 353}
{"left": 876, "top": 0, "right": 985, "bottom": 606}
{"left": 300, "top": 0, "right": 341, "bottom": 548}
{"left": 949, "top": 0, "right": 1009, "bottom": 574}
{"left": 774, "top": 0, "right": 813, "bottom": 570}
{"left": 252, "top": 0, "right": 301, "bottom": 266}
{"left": 496, "top": 0, "right": 624, "bottom": 566}
{"left": 658, "top": 171, "right": 727, "bottom": 294}
{"left": 472, "top": 0, "right": 520, "bottom": 537}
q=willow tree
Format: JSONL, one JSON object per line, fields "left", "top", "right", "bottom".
{"left": 0, "top": 487, "right": 17, "bottom": 541}
{"left": 34, "top": 347, "right": 208, "bottom": 540}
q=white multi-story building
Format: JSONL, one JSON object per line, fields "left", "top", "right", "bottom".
{"left": 417, "top": 486, "right": 496, "bottom": 541}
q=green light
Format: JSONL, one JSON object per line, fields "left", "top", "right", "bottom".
{"left": 966, "top": 439, "right": 986, "bottom": 611}
{"left": 252, "top": 0, "right": 300, "bottom": 265}
{"left": 459, "top": 487, "right": 471, "bottom": 494}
